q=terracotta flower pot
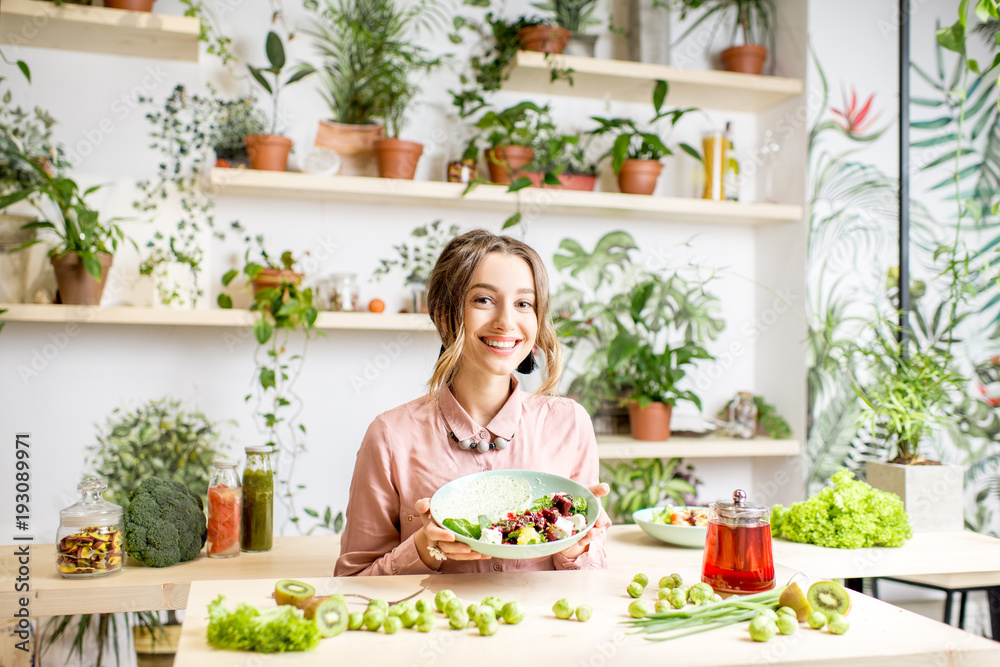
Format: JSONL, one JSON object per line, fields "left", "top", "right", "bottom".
{"left": 314, "top": 120, "right": 385, "bottom": 177}
{"left": 374, "top": 138, "right": 424, "bottom": 180}
{"left": 628, "top": 401, "right": 673, "bottom": 442}
{"left": 251, "top": 269, "right": 303, "bottom": 296}
{"left": 103, "top": 0, "right": 155, "bottom": 11}
{"left": 518, "top": 25, "right": 570, "bottom": 54}
{"left": 617, "top": 159, "right": 662, "bottom": 195}
{"left": 244, "top": 134, "right": 293, "bottom": 172}
{"left": 720, "top": 44, "right": 768, "bottom": 75}
{"left": 521, "top": 172, "right": 598, "bottom": 191}
{"left": 51, "top": 252, "right": 113, "bottom": 306}
{"left": 485, "top": 146, "right": 535, "bottom": 185}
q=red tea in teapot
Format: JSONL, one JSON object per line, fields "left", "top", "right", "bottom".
{"left": 701, "top": 521, "right": 775, "bottom": 594}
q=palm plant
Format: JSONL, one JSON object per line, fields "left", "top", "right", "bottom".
{"left": 660, "top": 0, "right": 776, "bottom": 51}
{"left": 531, "top": 0, "right": 602, "bottom": 34}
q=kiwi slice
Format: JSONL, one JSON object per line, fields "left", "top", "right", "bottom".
{"left": 806, "top": 580, "right": 852, "bottom": 618}
{"left": 274, "top": 579, "right": 316, "bottom": 608}
{"left": 778, "top": 582, "right": 813, "bottom": 622}
{"left": 311, "top": 598, "right": 350, "bottom": 638}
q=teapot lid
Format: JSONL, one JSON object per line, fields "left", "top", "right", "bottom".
{"left": 711, "top": 489, "right": 770, "bottom": 525}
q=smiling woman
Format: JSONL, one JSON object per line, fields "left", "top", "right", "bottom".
{"left": 335, "top": 229, "right": 611, "bottom": 576}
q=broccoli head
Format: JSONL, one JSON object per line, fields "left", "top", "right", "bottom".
{"left": 124, "top": 476, "right": 207, "bottom": 567}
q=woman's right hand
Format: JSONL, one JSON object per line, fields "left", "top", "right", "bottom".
{"left": 414, "top": 497, "right": 492, "bottom": 569}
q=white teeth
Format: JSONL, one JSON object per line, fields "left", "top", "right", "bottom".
{"left": 482, "top": 338, "right": 516, "bottom": 349}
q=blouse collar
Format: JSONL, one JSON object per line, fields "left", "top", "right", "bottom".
{"left": 438, "top": 376, "right": 523, "bottom": 442}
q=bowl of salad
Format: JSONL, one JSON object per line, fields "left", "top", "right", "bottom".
{"left": 632, "top": 506, "right": 709, "bottom": 548}
{"left": 430, "top": 470, "right": 600, "bottom": 559}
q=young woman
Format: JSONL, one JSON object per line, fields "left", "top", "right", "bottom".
{"left": 335, "top": 229, "right": 610, "bottom": 576}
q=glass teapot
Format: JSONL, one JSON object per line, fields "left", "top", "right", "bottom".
{"left": 701, "top": 489, "right": 775, "bottom": 594}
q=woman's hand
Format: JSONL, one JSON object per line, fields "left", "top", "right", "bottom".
{"left": 557, "top": 482, "right": 612, "bottom": 561}
{"left": 413, "top": 497, "right": 492, "bottom": 570}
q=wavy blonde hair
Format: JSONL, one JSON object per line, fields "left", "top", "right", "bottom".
{"left": 426, "top": 229, "right": 562, "bottom": 396}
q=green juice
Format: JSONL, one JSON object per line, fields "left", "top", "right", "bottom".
{"left": 241, "top": 466, "right": 273, "bottom": 552}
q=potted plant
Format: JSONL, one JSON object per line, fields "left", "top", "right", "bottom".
{"left": 659, "top": 0, "right": 776, "bottom": 75}
{"left": 307, "top": 0, "right": 447, "bottom": 177}
{"left": 42, "top": 397, "right": 227, "bottom": 667}
{"left": 371, "top": 20, "right": 445, "bottom": 179}
{"left": 0, "top": 82, "right": 61, "bottom": 303}
{"left": 525, "top": 130, "right": 599, "bottom": 191}
{"left": 588, "top": 80, "right": 701, "bottom": 195}
{"left": 373, "top": 220, "right": 459, "bottom": 313}
{"left": 104, "top": 0, "right": 155, "bottom": 12}
{"left": 531, "top": 0, "right": 603, "bottom": 57}
{"left": 476, "top": 101, "right": 554, "bottom": 185}
{"left": 220, "top": 234, "right": 305, "bottom": 298}
{"left": 211, "top": 97, "right": 266, "bottom": 169}
{"left": 854, "top": 319, "right": 967, "bottom": 531}
{"left": 245, "top": 31, "right": 315, "bottom": 172}
{"left": 552, "top": 230, "right": 724, "bottom": 439}
{"left": 517, "top": 16, "right": 571, "bottom": 54}
{"left": 0, "top": 145, "right": 129, "bottom": 305}
{"left": 135, "top": 85, "right": 237, "bottom": 309}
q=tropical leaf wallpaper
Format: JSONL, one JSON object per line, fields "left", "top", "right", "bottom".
{"left": 806, "top": 10, "right": 1000, "bottom": 537}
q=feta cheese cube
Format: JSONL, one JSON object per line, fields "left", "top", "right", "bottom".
{"left": 481, "top": 527, "right": 503, "bottom": 544}
{"left": 552, "top": 517, "right": 575, "bottom": 539}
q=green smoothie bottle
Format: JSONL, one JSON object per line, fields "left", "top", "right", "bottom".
{"left": 241, "top": 446, "right": 273, "bottom": 552}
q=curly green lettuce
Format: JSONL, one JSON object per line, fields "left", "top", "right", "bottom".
{"left": 771, "top": 469, "right": 913, "bottom": 549}
{"left": 206, "top": 595, "right": 319, "bottom": 653}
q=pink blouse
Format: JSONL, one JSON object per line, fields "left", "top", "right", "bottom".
{"left": 335, "top": 377, "right": 607, "bottom": 576}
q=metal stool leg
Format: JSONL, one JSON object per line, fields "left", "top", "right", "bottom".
{"left": 943, "top": 591, "right": 954, "bottom": 626}
{"left": 958, "top": 591, "right": 968, "bottom": 629}
{"left": 988, "top": 587, "right": 1000, "bottom": 641}
{"left": 871, "top": 578, "right": 880, "bottom": 599}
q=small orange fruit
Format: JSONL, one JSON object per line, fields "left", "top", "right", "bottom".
{"left": 368, "top": 298, "right": 386, "bottom": 313}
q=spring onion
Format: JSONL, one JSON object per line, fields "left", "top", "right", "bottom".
{"left": 623, "top": 587, "right": 785, "bottom": 642}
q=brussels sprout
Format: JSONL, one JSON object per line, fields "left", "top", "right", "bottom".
{"left": 575, "top": 604, "right": 592, "bottom": 622}
{"left": 626, "top": 582, "right": 644, "bottom": 598}
{"left": 628, "top": 600, "right": 649, "bottom": 618}
{"left": 383, "top": 616, "right": 403, "bottom": 634}
{"left": 435, "top": 590, "right": 457, "bottom": 612}
{"left": 501, "top": 601, "right": 525, "bottom": 624}
{"left": 632, "top": 573, "right": 649, "bottom": 587}
{"left": 748, "top": 615, "right": 778, "bottom": 642}
{"left": 552, "top": 598, "right": 573, "bottom": 619}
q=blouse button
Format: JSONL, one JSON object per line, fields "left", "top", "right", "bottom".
{"left": 479, "top": 430, "right": 488, "bottom": 439}
{"left": 492, "top": 563, "right": 501, "bottom": 572}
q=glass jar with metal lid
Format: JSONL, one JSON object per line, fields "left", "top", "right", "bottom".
{"left": 701, "top": 489, "right": 774, "bottom": 594}
{"left": 241, "top": 446, "right": 273, "bottom": 552}
{"left": 56, "top": 477, "right": 124, "bottom": 578}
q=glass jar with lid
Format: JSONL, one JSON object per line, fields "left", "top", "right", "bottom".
{"left": 328, "top": 273, "right": 360, "bottom": 312}
{"left": 56, "top": 477, "right": 124, "bottom": 578}
{"left": 207, "top": 458, "right": 242, "bottom": 558}
{"left": 241, "top": 446, "right": 273, "bottom": 552}
{"left": 701, "top": 489, "right": 774, "bottom": 594}
{"left": 729, "top": 391, "right": 758, "bottom": 439}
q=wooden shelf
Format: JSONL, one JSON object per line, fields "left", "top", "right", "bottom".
{"left": 0, "top": 0, "right": 199, "bottom": 61}
{"left": 503, "top": 51, "right": 804, "bottom": 112}
{"left": 209, "top": 168, "right": 803, "bottom": 226}
{"left": 0, "top": 304, "right": 436, "bottom": 332}
{"left": 597, "top": 434, "right": 800, "bottom": 459}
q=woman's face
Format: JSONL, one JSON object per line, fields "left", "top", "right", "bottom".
{"left": 458, "top": 252, "right": 539, "bottom": 381}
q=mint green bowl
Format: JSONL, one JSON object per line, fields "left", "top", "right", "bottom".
{"left": 632, "top": 507, "right": 709, "bottom": 549}
{"left": 430, "top": 469, "right": 599, "bottom": 560}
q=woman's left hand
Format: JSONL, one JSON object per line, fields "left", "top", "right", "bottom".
{"left": 558, "top": 482, "right": 611, "bottom": 560}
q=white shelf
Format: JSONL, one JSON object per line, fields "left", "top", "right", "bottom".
{"left": 503, "top": 51, "right": 804, "bottom": 112}
{"left": 0, "top": 304, "right": 436, "bottom": 332}
{"left": 0, "top": 0, "right": 199, "bottom": 62}
{"left": 597, "top": 434, "right": 800, "bottom": 459}
{"left": 209, "top": 168, "right": 803, "bottom": 227}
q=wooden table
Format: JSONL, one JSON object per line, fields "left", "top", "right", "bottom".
{"left": 0, "top": 536, "right": 339, "bottom": 618}
{"left": 175, "top": 569, "right": 1000, "bottom": 666}
{"left": 7, "top": 526, "right": 1000, "bottom": 618}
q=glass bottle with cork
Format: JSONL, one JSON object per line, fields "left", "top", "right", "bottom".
{"left": 241, "top": 446, "right": 273, "bottom": 552}
{"left": 207, "top": 458, "right": 242, "bottom": 558}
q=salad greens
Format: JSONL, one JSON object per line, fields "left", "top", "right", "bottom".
{"left": 206, "top": 595, "right": 320, "bottom": 653}
{"left": 771, "top": 469, "right": 912, "bottom": 549}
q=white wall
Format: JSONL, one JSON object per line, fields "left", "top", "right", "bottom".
{"left": 0, "top": 0, "right": 811, "bottom": 545}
